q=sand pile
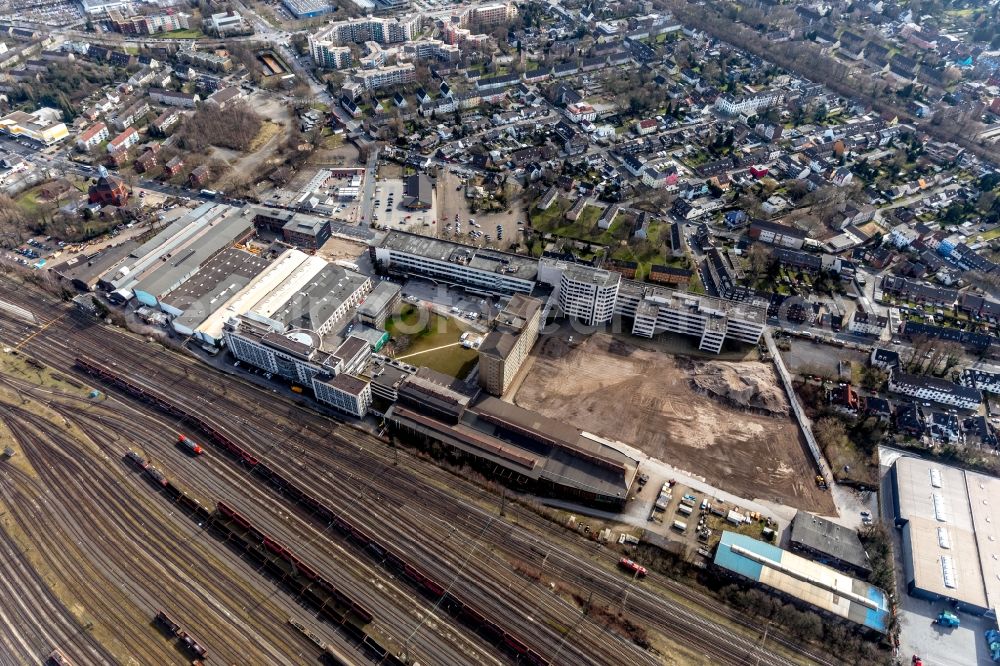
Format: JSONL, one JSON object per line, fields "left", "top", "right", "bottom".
{"left": 689, "top": 361, "right": 789, "bottom": 416}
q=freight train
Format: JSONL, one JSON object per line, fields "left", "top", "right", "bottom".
{"left": 76, "top": 356, "right": 551, "bottom": 666}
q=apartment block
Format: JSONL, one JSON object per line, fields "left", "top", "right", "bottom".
{"left": 354, "top": 64, "right": 416, "bottom": 91}
{"left": 76, "top": 122, "right": 108, "bottom": 151}
{"left": 888, "top": 370, "right": 982, "bottom": 410}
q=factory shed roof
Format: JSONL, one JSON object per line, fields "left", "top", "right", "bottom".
{"left": 270, "top": 264, "right": 368, "bottom": 332}
{"left": 51, "top": 240, "right": 139, "bottom": 288}
{"left": 714, "top": 531, "right": 890, "bottom": 633}
{"left": 892, "top": 456, "right": 999, "bottom": 615}
{"left": 165, "top": 248, "right": 272, "bottom": 331}
{"left": 789, "top": 512, "right": 872, "bottom": 575}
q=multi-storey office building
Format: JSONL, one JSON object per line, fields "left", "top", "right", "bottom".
{"left": 372, "top": 231, "right": 538, "bottom": 296}
{"left": 478, "top": 294, "right": 543, "bottom": 396}
{"left": 615, "top": 281, "right": 767, "bottom": 353}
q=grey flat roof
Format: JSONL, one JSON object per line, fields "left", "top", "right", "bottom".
{"left": 381, "top": 231, "right": 538, "bottom": 282}
{"left": 388, "top": 395, "right": 636, "bottom": 500}
{"left": 132, "top": 211, "right": 253, "bottom": 301}
{"left": 893, "top": 456, "right": 999, "bottom": 614}
{"left": 789, "top": 511, "right": 871, "bottom": 573}
{"left": 618, "top": 278, "right": 767, "bottom": 323}
{"left": 271, "top": 264, "right": 368, "bottom": 331}
{"left": 51, "top": 240, "right": 139, "bottom": 286}
{"left": 131, "top": 205, "right": 203, "bottom": 260}
{"left": 358, "top": 280, "right": 400, "bottom": 317}
{"left": 480, "top": 294, "right": 542, "bottom": 360}
{"left": 165, "top": 248, "right": 272, "bottom": 330}
{"left": 333, "top": 335, "right": 369, "bottom": 362}
{"left": 282, "top": 213, "right": 328, "bottom": 237}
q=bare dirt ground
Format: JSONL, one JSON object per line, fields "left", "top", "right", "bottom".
{"left": 316, "top": 236, "right": 367, "bottom": 263}
{"left": 514, "top": 333, "right": 835, "bottom": 512}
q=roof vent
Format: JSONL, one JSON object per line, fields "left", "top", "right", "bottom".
{"left": 941, "top": 556, "right": 957, "bottom": 589}
{"left": 932, "top": 492, "right": 948, "bottom": 522}
{"left": 929, "top": 468, "right": 942, "bottom": 488}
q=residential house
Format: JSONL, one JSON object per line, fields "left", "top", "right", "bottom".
{"left": 164, "top": 155, "right": 184, "bottom": 177}
{"left": 888, "top": 370, "right": 982, "bottom": 410}
{"left": 76, "top": 122, "right": 108, "bottom": 152}
{"left": 870, "top": 347, "right": 900, "bottom": 371}
{"left": 748, "top": 219, "right": 807, "bottom": 249}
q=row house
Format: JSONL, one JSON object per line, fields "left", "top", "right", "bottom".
{"left": 149, "top": 88, "right": 200, "bottom": 108}
{"left": 888, "top": 370, "right": 982, "bottom": 410}
{"left": 962, "top": 368, "right": 1000, "bottom": 395}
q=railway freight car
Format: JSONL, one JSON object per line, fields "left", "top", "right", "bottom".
{"left": 176, "top": 434, "right": 204, "bottom": 456}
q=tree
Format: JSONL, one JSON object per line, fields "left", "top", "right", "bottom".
{"left": 746, "top": 243, "right": 772, "bottom": 281}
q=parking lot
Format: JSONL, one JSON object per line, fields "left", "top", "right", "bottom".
{"left": 373, "top": 178, "right": 437, "bottom": 232}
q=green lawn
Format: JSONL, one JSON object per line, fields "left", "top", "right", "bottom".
{"left": 16, "top": 188, "right": 45, "bottom": 218}
{"left": 386, "top": 305, "right": 479, "bottom": 378}
{"left": 164, "top": 29, "right": 204, "bottom": 39}
{"left": 980, "top": 227, "right": 1000, "bottom": 242}
{"left": 532, "top": 203, "right": 616, "bottom": 245}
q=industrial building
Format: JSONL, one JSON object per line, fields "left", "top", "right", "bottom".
{"left": 0, "top": 107, "right": 68, "bottom": 145}
{"left": 386, "top": 369, "right": 638, "bottom": 508}
{"left": 357, "top": 281, "right": 401, "bottom": 330}
{"left": 49, "top": 240, "right": 140, "bottom": 292}
{"left": 282, "top": 0, "right": 332, "bottom": 18}
{"left": 164, "top": 248, "right": 272, "bottom": 339}
{"left": 788, "top": 511, "right": 872, "bottom": 578}
{"left": 313, "top": 373, "right": 372, "bottom": 417}
{"left": 372, "top": 232, "right": 765, "bottom": 353}
{"left": 128, "top": 208, "right": 255, "bottom": 311}
{"left": 478, "top": 294, "right": 543, "bottom": 396}
{"left": 100, "top": 203, "right": 254, "bottom": 304}
{"left": 889, "top": 456, "right": 999, "bottom": 617}
{"left": 192, "top": 247, "right": 313, "bottom": 346}
{"left": 250, "top": 207, "right": 332, "bottom": 250}
{"left": 615, "top": 280, "right": 766, "bottom": 352}
{"left": 713, "top": 531, "right": 890, "bottom": 633}
{"left": 372, "top": 231, "right": 538, "bottom": 296}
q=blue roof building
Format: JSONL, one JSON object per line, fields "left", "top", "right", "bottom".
{"left": 713, "top": 531, "right": 890, "bottom": 633}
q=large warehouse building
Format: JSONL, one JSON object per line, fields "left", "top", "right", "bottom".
{"left": 385, "top": 368, "right": 639, "bottom": 509}
{"left": 890, "top": 456, "right": 999, "bottom": 618}
{"left": 713, "top": 531, "right": 890, "bottom": 634}
{"left": 101, "top": 203, "right": 253, "bottom": 303}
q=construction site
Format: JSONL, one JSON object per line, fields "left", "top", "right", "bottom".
{"left": 513, "top": 333, "right": 835, "bottom": 513}
{"left": 0, "top": 277, "right": 837, "bottom": 666}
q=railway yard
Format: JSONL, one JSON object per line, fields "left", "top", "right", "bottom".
{"left": 0, "top": 278, "right": 837, "bottom": 666}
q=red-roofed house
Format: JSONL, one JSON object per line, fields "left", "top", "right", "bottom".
{"left": 635, "top": 118, "right": 658, "bottom": 135}
{"left": 107, "top": 126, "right": 139, "bottom": 154}
{"left": 76, "top": 122, "right": 108, "bottom": 152}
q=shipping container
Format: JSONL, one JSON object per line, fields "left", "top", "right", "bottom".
{"left": 671, "top": 520, "right": 687, "bottom": 532}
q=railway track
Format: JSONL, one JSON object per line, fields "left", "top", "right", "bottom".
{"left": 54, "top": 399, "right": 499, "bottom": 666}
{"left": 0, "top": 281, "right": 837, "bottom": 666}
